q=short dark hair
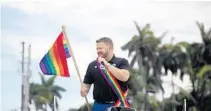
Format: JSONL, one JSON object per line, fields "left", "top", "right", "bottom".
{"left": 96, "top": 37, "right": 113, "bottom": 48}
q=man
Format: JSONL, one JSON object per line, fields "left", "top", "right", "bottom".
{"left": 80, "top": 37, "right": 131, "bottom": 111}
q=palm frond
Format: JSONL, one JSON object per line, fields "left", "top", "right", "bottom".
{"left": 51, "top": 85, "right": 66, "bottom": 92}
{"left": 198, "top": 65, "right": 211, "bottom": 79}
{"left": 39, "top": 72, "right": 47, "bottom": 85}
{"left": 196, "top": 21, "right": 206, "bottom": 41}
{"left": 134, "top": 21, "right": 144, "bottom": 41}
{"left": 46, "top": 76, "right": 56, "bottom": 87}
{"left": 130, "top": 53, "right": 137, "bottom": 68}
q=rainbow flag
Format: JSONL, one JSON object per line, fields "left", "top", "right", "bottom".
{"left": 39, "top": 32, "right": 71, "bottom": 77}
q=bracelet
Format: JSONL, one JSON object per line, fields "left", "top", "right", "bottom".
{"left": 106, "top": 63, "right": 112, "bottom": 68}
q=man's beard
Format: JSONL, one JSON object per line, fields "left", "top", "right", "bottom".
{"left": 98, "top": 50, "right": 109, "bottom": 58}
{"left": 102, "top": 51, "right": 109, "bottom": 58}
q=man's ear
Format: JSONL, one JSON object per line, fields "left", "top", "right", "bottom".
{"left": 109, "top": 45, "right": 113, "bottom": 50}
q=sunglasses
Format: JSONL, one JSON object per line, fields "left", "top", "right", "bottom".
{"left": 107, "top": 106, "right": 137, "bottom": 111}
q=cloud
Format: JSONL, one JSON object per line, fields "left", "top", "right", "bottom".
{"left": 4, "top": 1, "right": 211, "bottom": 44}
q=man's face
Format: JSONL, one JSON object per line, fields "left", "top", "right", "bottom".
{"left": 96, "top": 42, "right": 110, "bottom": 58}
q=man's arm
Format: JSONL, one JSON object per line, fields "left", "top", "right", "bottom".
{"left": 81, "top": 83, "right": 91, "bottom": 97}
{"left": 106, "top": 61, "right": 130, "bottom": 82}
{"left": 98, "top": 57, "right": 130, "bottom": 82}
{"left": 81, "top": 63, "right": 93, "bottom": 97}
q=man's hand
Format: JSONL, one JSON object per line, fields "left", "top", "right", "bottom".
{"left": 98, "top": 57, "right": 109, "bottom": 66}
{"left": 80, "top": 84, "right": 91, "bottom": 97}
{"left": 80, "top": 86, "right": 88, "bottom": 97}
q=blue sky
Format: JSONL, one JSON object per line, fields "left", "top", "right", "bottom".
{"left": 1, "top": 0, "right": 211, "bottom": 111}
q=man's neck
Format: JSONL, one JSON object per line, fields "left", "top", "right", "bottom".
{"left": 105, "top": 53, "right": 114, "bottom": 61}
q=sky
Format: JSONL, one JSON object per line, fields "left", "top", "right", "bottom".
{"left": 1, "top": 0, "right": 211, "bottom": 111}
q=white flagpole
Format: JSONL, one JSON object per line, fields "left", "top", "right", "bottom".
{"left": 61, "top": 25, "right": 91, "bottom": 111}
{"left": 54, "top": 96, "right": 56, "bottom": 111}
{"left": 184, "top": 99, "right": 186, "bottom": 111}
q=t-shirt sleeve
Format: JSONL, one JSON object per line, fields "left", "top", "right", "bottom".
{"left": 83, "top": 63, "right": 94, "bottom": 84}
{"left": 118, "top": 58, "right": 131, "bottom": 84}
{"left": 119, "top": 58, "right": 130, "bottom": 71}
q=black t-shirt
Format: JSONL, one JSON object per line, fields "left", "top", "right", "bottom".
{"left": 83, "top": 55, "right": 130, "bottom": 102}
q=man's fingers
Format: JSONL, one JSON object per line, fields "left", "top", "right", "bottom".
{"left": 80, "top": 87, "right": 88, "bottom": 97}
{"left": 80, "top": 89, "right": 87, "bottom": 97}
{"left": 84, "top": 88, "right": 88, "bottom": 92}
{"left": 82, "top": 90, "right": 87, "bottom": 97}
{"left": 98, "top": 57, "right": 105, "bottom": 64}
{"left": 82, "top": 86, "right": 88, "bottom": 92}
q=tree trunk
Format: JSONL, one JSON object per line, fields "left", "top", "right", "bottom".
{"left": 172, "top": 73, "right": 176, "bottom": 111}
{"left": 143, "top": 91, "right": 148, "bottom": 111}
{"left": 200, "top": 80, "right": 206, "bottom": 111}
{"left": 161, "top": 92, "right": 164, "bottom": 111}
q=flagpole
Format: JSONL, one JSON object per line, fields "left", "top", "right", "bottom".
{"left": 184, "top": 99, "right": 186, "bottom": 111}
{"left": 62, "top": 25, "right": 91, "bottom": 111}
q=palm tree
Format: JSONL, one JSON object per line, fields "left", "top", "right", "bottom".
{"left": 29, "top": 83, "right": 47, "bottom": 111}
{"left": 39, "top": 73, "right": 66, "bottom": 111}
{"left": 128, "top": 69, "right": 162, "bottom": 111}
{"left": 186, "top": 22, "right": 211, "bottom": 111}
{"left": 158, "top": 41, "right": 192, "bottom": 111}
{"left": 122, "top": 21, "right": 166, "bottom": 111}
{"left": 29, "top": 73, "right": 66, "bottom": 111}
{"left": 122, "top": 21, "right": 211, "bottom": 111}
{"left": 161, "top": 21, "right": 211, "bottom": 111}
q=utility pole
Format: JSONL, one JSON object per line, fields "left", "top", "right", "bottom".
{"left": 21, "top": 41, "right": 25, "bottom": 111}
{"left": 23, "top": 44, "right": 32, "bottom": 111}
{"left": 21, "top": 42, "right": 32, "bottom": 111}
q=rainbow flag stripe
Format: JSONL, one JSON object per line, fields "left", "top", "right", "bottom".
{"left": 97, "top": 62, "right": 130, "bottom": 107}
{"left": 39, "top": 32, "right": 71, "bottom": 77}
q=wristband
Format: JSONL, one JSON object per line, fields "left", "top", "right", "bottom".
{"left": 106, "top": 63, "right": 112, "bottom": 68}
